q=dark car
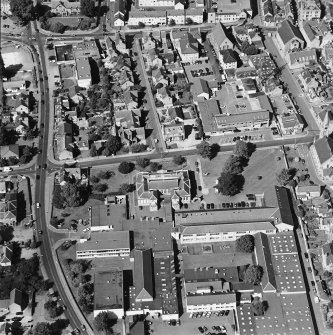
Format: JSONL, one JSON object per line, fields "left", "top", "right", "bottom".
{"left": 81, "top": 324, "right": 86, "bottom": 331}
{"left": 36, "top": 175, "right": 40, "bottom": 180}
{"left": 43, "top": 164, "right": 47, "bottom": 169}
{"left": 39, "top": 230, "right": 43, "bottom": 235}
{"left": 207, "top": 204, "right": 211, "bottom": 210}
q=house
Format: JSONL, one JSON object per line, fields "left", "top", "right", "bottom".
{"left": 9, "top": 289, "right": 28, "bottom": 314}
{"left": 178, "top": 33, "right": 200, "bottom": 63}
{"left": 299, "top": 69, "right": 318, "bottom": 92}
{"left": 278, "top": 113, "right": 304, "bottom": 135}
{"left": 300, "top": 20, "right": 332, "bottom": 48}
{"left": 175, "top": 0, "right": 185, "bottom": 10}
{"left": 3, "top": 80, "right": 26, "bottom": 96}
{"left": 322, "top": 243, "right": 333, "bottom": 270}
{"left": 185, "top": 8, "right": 204, "bottom": 24}
{"left": 208, "top": 23, "right": 233, "bottom": 54}
{"left": 94, "top": 271, "right": 124, "bottom": 318}
{"left": 123, "top": 90, "right": 139, "bottom": 109}
{"left": 75, "top": 57, "right": 91, "bottom": 89}
{"left": 167, "top": 10, "right": 185, "bottom": 25}
{"left": 194, "top": 79, "right": 211, "bottom": 101}
{"left": 114, "top": 0, "right": 126, "bottom": 26}
{"left": 317, "top": 108, "right": 333, "bottom": 137}
{"left": 76, "top": 231, "right": 130, "bottom": 259}
{"left": 296, "top": 185, "right": 321, "bottom": 199}
{"left": 297, "top": 0, "right": 321, "bottom": 20}
{"left": 276, "top": 20, "right": 304, "bottom": 54}
{"left": 288, "top": 49, "right": 317, "bottom": 69}
{"left": 219, "top": 49, "right": 238, "bottom": 69}
{"left": 0, "top": 192, "right": 17, "bottom": 225}
{"left": 135, "top": 170, "right": 191, "bottom": 211}
{"left": 50, "top": 0, "right": 80, "bottom": 16}
{"left": 162, "top": 121, "right": 185, "bottom": 142}
{"left": 310, "top": 136, "right": 333, "bottom": 178}
{"left": 1, "top": 0, "right": 11, "bottom": 15}
{"left": 0, "top": 244, "right": 13, "bottom": 267}
{"left": 128, "top": 11, "right": 167, "bottom": 26}
{"left": 156, "top": 87, "right": 173, "bottom": 107}
{"left": 138, "top": 0, "right": 174, "bottom": 8}
{"left": 0, "top": 145, "right": 19, "bottom": 160}
{"left": 207, "top": 0, "right": 252, "bottom": 23}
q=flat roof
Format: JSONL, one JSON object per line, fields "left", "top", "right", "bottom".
{"left": 55, "top": 44, "right": 74, "bottom": 62}
{"left": 94, "top": 271, "right": 123, "bottom": 311}
{"left": 75, "top": 56, "right": 91, "bottom": 80}
{"left": 186, "top": 292, "right": 236, "bottom": 305}
{"left": 184, "top": 266, "right": 239, "bottom": 283}
{"left": 77, "top": 231, "right": 130, "bottom": 252}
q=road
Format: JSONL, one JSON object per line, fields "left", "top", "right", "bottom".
{"left": 264, "top": 34, "right": 320, "bottom": 133}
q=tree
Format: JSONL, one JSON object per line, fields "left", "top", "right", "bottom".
{"left": 19, "top": 146, "right": 34, "bottom": 165}
{"left": 236, "top": 235, "right": 255, "bottom": 253}
{"left": 277, "top": 168, "right": 295, "bottom": 185}
{"left": 52, "top": 22, "right": 66, "bottom": 34}
{"left": 215, "top": 172, "right": 244, "bottom": 196}
{"left": 118, "top": 161, "right": 134, "bottom": 174}
{"left": 131, "top": 143, "right": 147, "bottom": 153}
{"left": 223, "top": 155, "right": 247, "bottom": 174}
{"left": 90, "top": 144, "right": 98, "bottom": 157}
{"left": 251, "top": 297, "right": 267, "bottom": 316}
{"left": 119, "top": 183, "right": 135, "bottom": 194}
{"left": 80, "top": 0, "right": 95, "bottom": 17}
{"left": 61, "top": 181, "right": 88, "bottom": 207}
{"left": 234, "top": 140, "right": 253, "bottom": 158}
{"left": 94, "top": 312, "right": 117, "bottom": 333}
{"left": 240, "top": 41, "right": 258, "bottom": 55}
{"left": 10, "top": 0, "right": 34, "bottom": 24}
{"left": 197, "top": 141, "right": 211, "bottom": 159}
{"left": 105, "top": 135, "right": 121, "bottom": 155}
{"left": 44, "top": 300, "right": 61, "bottom": 318}
{"left": 53, "top": 185, "right": 64, "bottom": 209}
{"left": 90, "top": 175, "right": 100, "bottom": 183}
{"left": 186, "top": 17, "right": 194, "bottom": 25}
{"left": 0, "top": 125, "right": 19, "bottom": 146}
{"left": 137, "top": 157, "right": 150, "bottom": 168}
{"left": 33, "top": 322, "right": 52, "bottom": 335}
{"left": 138, "top": 22, "right": 145, "bottom": 28}
{"left": 97, "top": 170, "right": 114, "bottom": 179}
{"left": 169, "top": 19, "right": 176, "bottom": 26}
{"left": 244, "top": 265, "right": 263, "bottom": 285}
{"left": 173, "top": 155, "right": 186, "bottom": 165}
{"left": 150, "top": 162, "right": 161, "bottom": 172}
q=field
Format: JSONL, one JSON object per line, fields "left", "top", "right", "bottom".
{"left": 59, "top": 64, "right": 75, "bottom": 79}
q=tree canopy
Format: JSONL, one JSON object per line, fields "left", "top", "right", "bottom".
{"left": 197, "top": 141, "right": 211, "bottom": 159}
{"left": 33, "top": 322, "right": 52, "bottom": 335}
{"left": 118, "top": 161, "right": 134, "bottom": 174}
{"left": 223, "top": 155, "right": 247, "bottom": 174}
{"left": 61, "top": 181, "right": 89, "bottom": 208}
{"left": 233, "top": 140, "right": 254, "bottom": 158}
{"left": 80, "top": 0, "right": 95, "bottom": 17}
{"left": 10, "top": 0, "right": 34, "bottom": 23}
{"left": 236, "top": 235, "right": 255, "bottom": 253}
{"left": 0, "top": 125, "right": 19, "bottom": 146}
{"left": 215, "top": 172, "right": 244, "bottom": 196}
{"left": 251, "top": 297, "right": 267, "bottom": 316}
{"left": 136, "top": 157, "right": 150, "bottom": 168}
{"left": 244, "top": 265, "right": 263, "bottom": 285}
{"left": 94, "top": 312, "right": 117, "bottom": 333}
{"left": 173, "top": 155, "right": 186, "bottom": 165}
{"left": 277, "top": 168, "right": 296, "bottom": 185}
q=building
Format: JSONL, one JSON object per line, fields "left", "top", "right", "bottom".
{"left": 94, "top": 271, "right": 124, "bottom": 318}
{"left": 76, "top": 231, "right": 130, "bottom": 259}
{"left": 248, "top": 53, "right": 276, "bottom": 81}
{"left": 310, "top": 136, "right": 333, "bottom": 178}
{"left": 296, "top": 185, "right": 321, "bottom": 199}
{"left": 288, "top": 49, "right": 317, "bottom": 69}
{"left": 276, "top": 20, "right": 304, "bottom": 54}
{"left": 0, "top": 244, "right": 13, "bottom": 267}
{"left": 9, "top": 289, "right": 28, "bottom": 314}
{"left": 177, "top": 221, "right": 277, "bottom": 244}
{"left": 185, "top": 8, "right": 204, "bottom": 23}
{"left": 50, "top": 0, "right": 81, "bottom": 16}
{"left": 0, "top": 145, "right": 19, "bottom": 160}
{"left": 1, "top": 0, "right": 11, "bottom": 15}
{"left": 90, "top": 196, "right": 128, "bottom": 232}
{"left": 177, "top": 32, "right": 200, "bottom": 63}
{"left": 135, "top": 170, "right": 191, "bottom": 211}
{"left": 75, "top": 57, "right": 91, "bottom": 89}
{"left": 73, "top": 40, "right": 100, "bottom": 58}
{"left": 138, "top": 0, "right": 174, "bottom": 8}
{"left": 114, "top": 0, "right": 126, "bottom": 26}
{"left": 128, "top": 11, "right": 167, "bottom": 26}
{"left": 166, "top": 10, "right": 185, "bottom": 25}
{"left": 297, "top": 0, "right": 321, "bottom": 20}
{"left": 0, "top": 192, "right": 17, "bottom": 225}
{"left": 162, "top": 121, "right": 185, "bottom": 142}
{"left": 3, "top": 81, "right": 26, "bottom": 96}
{"left": 208, "top": 23, "right": 234, "bottom": 53}
{"left": 278, "top": 113, "right": 304, "bottom": 135}
{"left": 300, "top": 20, "right": 333, "bottom": 48}
{"left": 322, "top": 243, "right": 333, "bottom": 270}
{"left": 219, "top": 49, "right": 238, "bottom": 69}
{"left": 207, "top": 0, "right": 252, "bottom": 23}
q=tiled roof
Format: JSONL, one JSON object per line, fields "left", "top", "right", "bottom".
{"left": 278, "top": 20, "right": 304, "bottom": 44}
{"left": 313, "top": 136, "right": 333, "bottom": 165}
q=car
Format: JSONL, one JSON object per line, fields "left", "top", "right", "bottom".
{"left": 36, "top": 203, "right": 40, "bottom": 208}
{"left": 198, "top": 327, "right": 205, "bottom": 334}
{"left": 198, "top": 186, "right": 202, "bottom": 191}
{"left": 222, "top": 203, "right": 226, "bottom": 208}
{"left": 39, "top": 230, "right": 43, "bottom": 235}
{"left": 207, "top": 204, "right": 211, "bottom": 210}
{"left": 211, "top": 203, "right": 215, "bottom": 209}
{"left": 225, "top": 310, "right": 229, "bottom": 316}
{"left": 195, "top": 162, "right": 199, "bottom": 167}
{"left": 81, "top": 324, "right": 86, "bottom": 331}
{"left": 196, "top": 167, "right": 200, "bottom": 172}
{"left": 36, "top": 175, "right": 40, "bottom": 180}
{"left": 308, "top": 267, "right": 312, "bottom": 273}
{"left": 43, "top": 164, "right": 47, "bottom": 169}
{"left": 73, "top": 329, "right": 80, "bottom": 335}
{"left": 83, "top": 227, "right": 90, "bottom": 233}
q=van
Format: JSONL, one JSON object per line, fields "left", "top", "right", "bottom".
{"left": 3, "top": 167, "right": 13, "bottom": 172}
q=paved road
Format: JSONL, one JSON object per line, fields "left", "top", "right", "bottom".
{"left": 264, "top": 34, "right": 320, "bottom": 133}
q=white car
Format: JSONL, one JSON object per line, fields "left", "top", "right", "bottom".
{"left": 36, "top": 203, "right": 40, "bottom": 208}
{"left": 83, "top": 227, "right": 90, "bottom": 232}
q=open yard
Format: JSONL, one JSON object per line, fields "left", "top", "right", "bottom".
{"left": 59, "top": 64, "right": 75, "bottom": 79}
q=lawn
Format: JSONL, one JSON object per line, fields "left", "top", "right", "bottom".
{"left": 63, "top": 78, "right": 75, "bottom": 89}
{"left": 59, "top": 64, "right": 75, "bottom": 79}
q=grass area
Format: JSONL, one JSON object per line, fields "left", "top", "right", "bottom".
{"left": 59, "top": 64, "right": 74, "bottom": 79}
{"left": 63, "top": 78, "right": 75, "bottom": 89}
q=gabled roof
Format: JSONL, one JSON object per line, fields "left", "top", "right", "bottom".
{"left": 313, "top": 136, "right": 333, "bottom": 165}
{"left": 220, "top": 49, "right": 237, "bottom": 64}
{"left": 275, "top": 186, "right": 295, "bottom": 227}
{"left": 0, "top": 243, "right": 13, "bottom": 265}
{"left": 209, "top": 23, "right": 232, "bottom": 48}
{"left": 278, "top": 20, "right": 304, "bottom": 44}
{"left": 134, "top": 249, "right": 154, "bottom": 301}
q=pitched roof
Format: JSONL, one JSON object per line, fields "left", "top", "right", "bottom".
{"left": 0, "top": 145, "right": 19, "bottom": 158}
{"left": 134, "top": 249, "right": 154, "bottom": 301}
{"left": 289, "top": 49, "right": 317, "bottom": 65}
{"left": 275, "top": 186, "right": 295, "bottom": 227}
{"left": 0, "top": 243, "right": 13, "bottom": 265}
{"left": 313, "top": 136, "right": 333, "bottom": 165}
{"left": 278, "top": 20, "right": 304, "bottom": 44}
{"left": 220, "top": 49, "right": 237, "bottom": 64}
{"left": 209, "top": 22, "right": 232, "bottom": 48}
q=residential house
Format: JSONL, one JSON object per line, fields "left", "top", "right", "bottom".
{"left": 175, "top": 0, "right": 185, "bottom": 9}
{"left": 156, "top": 87, "right": 173, "bottom": 107}
{"left": 207, "top": 0, "right": 252, "bottom": 23}
{"left": 115, "top": 109, "right": 146, "bottom": 146}
{"left": 56, "top": 121, "right": 74, "bottom": 161}
{"left": 296, "top": 185, "right": 321, "bottom": 199}
{"left": 138, "top": 0, "right": 174, "bottom": 8}
{"left": 143, "top": 49, "right": 163, "bottom": 69}
{"left": 50, "top": 0, "right": 80, "bottom": 16}
{"left": 178, "top": 33, "right": 200, "bottom": 63}
{"left": 9, "top": 289, "right": 28, "bottom": 314}
{"left": 128, "top": 11, "right": 167, "bottom": 26}
{"left": 262, "top": 0, "right": 275, "bottom": 25}
{"left": 3, "top": 80, "right": 26, "bottom": 96}
{"left": 276, "top": 20, "right": 305, "bottom": 54}
{"left": 123, "top": 90, "right": 139, "bottom": 109}
{"left": 299, "top": 69, "right": 318, "bottom": 92}
{"left": 162, "top": 121, "right": 185, "bottom": 142}
{"left": 297, "top": 0, "right": 321, "bottom": 20}
{"left": 135, "top": 170, "right": 191, "bottom": 211}
{"left": 219, "top": 49, "right": 238, "bottom": 69}
{"left": 248, "top": 53, "right": 276, "bottom": 80}
{"left": 0, "top": 244, "right": 13, "bottom": 267}
{"left": 167, "top": 10, "right": 185, "bottom": 25}
{"left": 278, "top": 113, "right": 304, "bottom": 135}
{"left": 0, "top": 145, "right": 19, "bottom": 160}
{"left": 75, "top": 57, "right": 91, "bottom": 89}
{"left": 310, "top": 136, "right": 333, "bottom": 178}
{"left": 185, "top": 8, "right": 204, "bottom": 23}
{"left": 208, "top": 23, "right": 233, "bottom": 53}
{"left": 232, "top": 26, "right": 250, "bottom": 43}
{"left": 194, "top": 79, "right": 211, "bottom": 101}
{"left": 300, "top": 20, "right": 333, "bottom": 48}
{"left": 322, "top": 243, "right": 333, "bottom": 270}
{"left": 151, "top": 68, "right": 168, "bottom": 86}
{"left": 113, "top": 33, "right": 128, "bottom": 54}
{"left": 114, "top": 0, "right": 126, "bottom": 26}
{"left": 288, "top": 49, "right": 317, "bottom": 69}
{"left": 317, "top": 108, "right": 333, "bottom": 137}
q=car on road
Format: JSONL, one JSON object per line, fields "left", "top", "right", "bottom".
{"left": 36, "top": 203, "right": 40, "bottom": 208}
{"left": 73, "top": 329, "right": 80, "bottom": 335}
{"left": 81, "top": 325, "right": 86, "bottom": 331}
{"left": 43, "top": 164, "right": 47, "bottom": 169}
{"left": 39, "top": 230, "right": 43, "bottom": 235}
{"left": 36, "top": 175, "right": 40, "bottom": 180}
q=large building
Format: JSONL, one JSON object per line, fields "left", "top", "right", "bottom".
{"left": 310, "top": 136, "right": 333, "bottom": 179}
{"left": 50, "top": 0, "right": 81, "bottom": 16}
{"left": 207, "top": 0, "right": 252, "bottom": 23}
{"left": 276, "top": 20, "right": 304, "bottom": 54}
{"left": 75, "top": 57, "right": 91, "bottom": 89}
{"left": 76, "top": 231, "right": 130, "bottom": 259}
{"left": 297, "top": 0, "right": 321, "bottom": 20}
{"left": 134, "top": 170, "right": 191, "bottom": 211}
